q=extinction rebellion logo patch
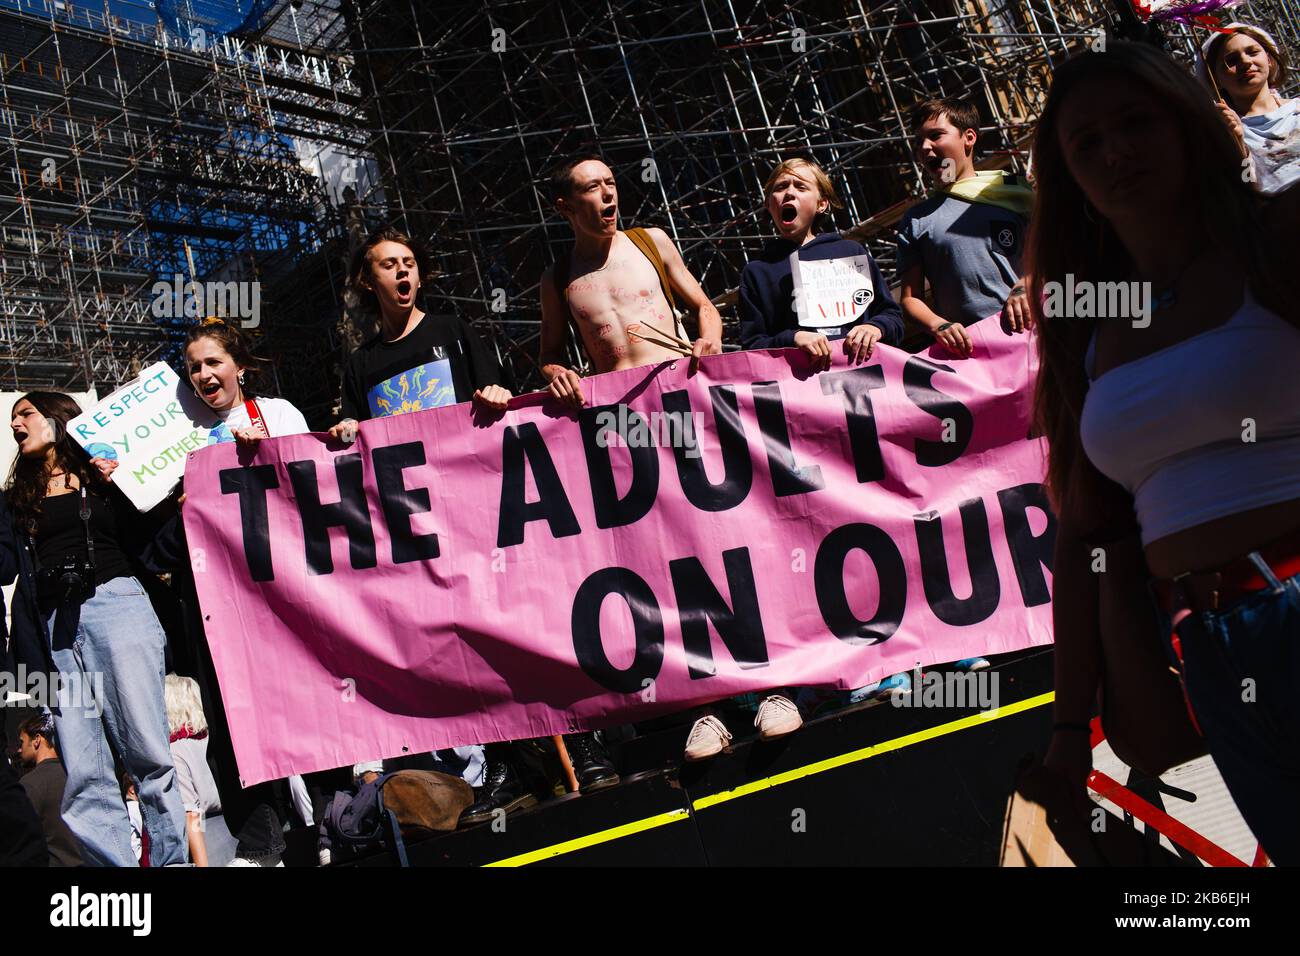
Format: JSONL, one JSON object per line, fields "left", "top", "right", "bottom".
{"left": 990, "top": 220, "right": 1020, "bottom": 255}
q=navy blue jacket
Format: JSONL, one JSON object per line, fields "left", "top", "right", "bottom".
{"left": 738, "top": 232, "right": 903, "bottom": 350}
{"left": 1, "top": 494, "right": 51, "bottom": 680}
{"left": 0, "top": 495, "right": 20, "bottom": 672}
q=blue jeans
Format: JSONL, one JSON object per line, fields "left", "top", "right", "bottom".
{"left": 45, "top": 576, "right": 188, "bottom": 866}
{"left": 1171, "top": 562, "right": 1300, "bottom": 866}
{"left": 201, "top": 811, "right": 238, "bottom": 867}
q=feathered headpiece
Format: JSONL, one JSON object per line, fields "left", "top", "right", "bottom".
{"left": 1131, "top": 1, "right": 1243, "bottom": 30}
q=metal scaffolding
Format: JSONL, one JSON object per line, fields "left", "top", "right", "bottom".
{"left": 0, "top": 0, "right": 1295, "bottom": 408}
{"left": 334, "top": 0, "right": 1299, "bottom": 387}
{"left": 0, "top": 0, "right": 368, "bottom": 420}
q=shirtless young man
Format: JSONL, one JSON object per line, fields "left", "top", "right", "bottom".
{"left": 540, "top": 155, "right": 811, "bottom": 759}
{"left": 539, "top": 155, "right": 722, "bottom": 407}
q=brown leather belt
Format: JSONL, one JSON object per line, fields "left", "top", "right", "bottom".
{"left": 1152, "top": 529, "right": 1300, "bottom": 616}
{"left": 1149, "top": 529, "right": 1300, "bottom": 742}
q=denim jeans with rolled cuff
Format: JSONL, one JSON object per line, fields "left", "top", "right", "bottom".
{"left": 1167, "top": 557, "right": 1300, "bottom": 866}
{"left": 44, "top": 575, "right": 188, "bottom": 866}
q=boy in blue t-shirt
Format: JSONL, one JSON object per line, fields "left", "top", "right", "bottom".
{"left": 896, "top": 97, "right": 1034, "bottom": 357}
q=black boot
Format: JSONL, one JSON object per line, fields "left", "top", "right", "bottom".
{"left": 564, "top": 732, "right": 620, "bottom": 793}
{"left": 459, "top": 748, "right": 538, "bottom": 827}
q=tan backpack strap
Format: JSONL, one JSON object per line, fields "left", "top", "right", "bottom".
{"left": 625, "top": 227, "right": 680, "bottom": 319}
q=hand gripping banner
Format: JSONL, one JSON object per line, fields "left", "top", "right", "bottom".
{"left": 185, "top": 322, "right": 1053, "bottom": 785}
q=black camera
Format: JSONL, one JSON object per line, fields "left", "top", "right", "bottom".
{"left": 36, "top": 558, "right": 96, "bottom": 605}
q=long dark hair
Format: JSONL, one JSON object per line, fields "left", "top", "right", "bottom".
{"left": 1025, "top": 42, "right": 1292, "bottom": 535}
{"left": 5, "top": 391, "right": 102, "bottom": 536}
{"left": 184, "top": 318, "right": 264, "bottom": 399}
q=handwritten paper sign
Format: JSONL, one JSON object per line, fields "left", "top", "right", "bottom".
{"left": 791, "top": 253, "right": 876, "bottom": 330}
{"left": 69, "top": 362, "right": 219, "bottom": 511}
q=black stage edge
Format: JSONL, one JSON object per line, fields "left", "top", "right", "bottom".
{"left": 10, "top": 642, "right": 1286, "bottom": 943}
{"left": 348, "top": 648, "right": 1063, "bottom": 867}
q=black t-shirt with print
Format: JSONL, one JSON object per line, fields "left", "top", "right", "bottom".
{"left": 341, "top": 313, "right": 508, "bottom": 422}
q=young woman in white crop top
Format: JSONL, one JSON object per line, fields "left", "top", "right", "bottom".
{"left": 1026, "top": 43, "right": 1300, "bottom": 864}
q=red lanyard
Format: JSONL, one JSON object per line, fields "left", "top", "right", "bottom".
{"left": 244, "top": 398, "right": 270, "bottom": 438}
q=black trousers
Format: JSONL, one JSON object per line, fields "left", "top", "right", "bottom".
{"left": 0, "top": 755, "right": 47, "bottom": 866}
{"left": 167, "top": 583, "right": 287, "bottom": 859}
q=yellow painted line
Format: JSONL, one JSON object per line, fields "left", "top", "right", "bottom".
{"left": 482, "top": 807, "right": 692, "bottom": 867}
{"left": 691, "top": 691, "right": 1054, "bottom": 811}
{"left": 481, "top": 690, "right": 1055, "bottom": 866}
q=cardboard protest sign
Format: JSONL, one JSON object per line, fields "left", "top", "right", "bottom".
{"left": 69, "top": 362, "right": 219, "bottom": 511}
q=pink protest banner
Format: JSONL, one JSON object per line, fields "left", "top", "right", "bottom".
{"left": 185, "top": 321, "right": 1053, "bottom": 785}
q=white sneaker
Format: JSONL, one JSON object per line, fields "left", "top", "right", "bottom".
{"left": 318, "top": 848, "right": 332, "bottom": 867}
{"left": 684, "top": 714, "right": 733, "bottom": 761}
{"left": 226, "top": 855, "right": 284, "bottom": 867}
{"left": 754, "top": 695, "right": 803, "bottom": 740}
